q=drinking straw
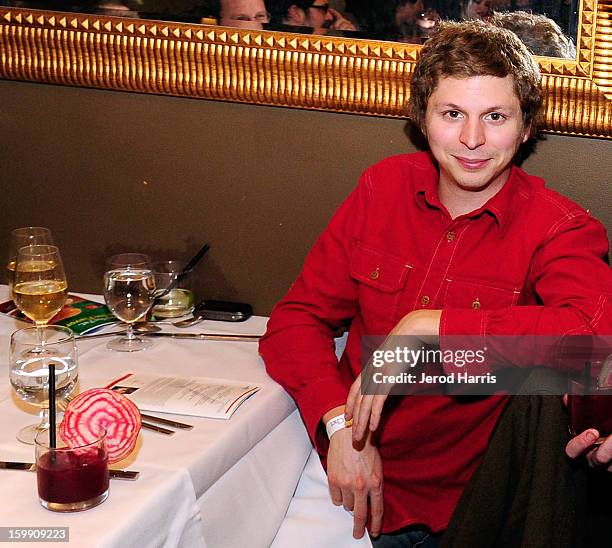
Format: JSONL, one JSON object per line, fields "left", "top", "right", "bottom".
{"left": 48, "top": 363, "right": 56, "bottom": 449}
{"left": 156, "top": 243, "right": 210, "bottom": 298}
{"left": 583, "top": 361, "right": 591, "bottom": 398}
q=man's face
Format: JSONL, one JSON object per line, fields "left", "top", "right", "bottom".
{"left": 465, "top": 0, "right": 493, "bottom": 19}
{"left": 424, "top": 75, "right": 530, "bottom": 195}
{"left": 220, "top": 0, "right": 268, "bottom": 29}
{"left": 289, "top": 1, "right": 334, "bottom": 33}
{"left": 395, "top": 0, "right": 425, "bottom": 25}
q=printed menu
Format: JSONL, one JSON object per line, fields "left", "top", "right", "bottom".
{"left": 106, "top": 372, "right": 260, "bottom": 419}
{"left": 0, "top": 294, "right": 115, "bottom": 335}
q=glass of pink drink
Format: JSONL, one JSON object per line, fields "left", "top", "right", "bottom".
{"left": 35, "top": 428, "right": 109, "bottom": 512}
{"left": 568, "top": 360, "right": 612, "bottom": 444}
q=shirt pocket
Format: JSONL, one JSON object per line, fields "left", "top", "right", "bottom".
{"left": 443, "top": 277, "right": 520, "bottom": 310}
{"left": 350, "top": 244, "right": 412, "bottom": 332}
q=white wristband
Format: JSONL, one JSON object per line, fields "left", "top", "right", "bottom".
{"left": 325, "top": 414, "right": 353, "bottom": 439}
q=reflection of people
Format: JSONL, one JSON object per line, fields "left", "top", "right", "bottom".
{"left": 490, "top": 10, "right": 576, "bottom": 58}
{"left": 208, "top": 0, "right": 270, "bottom": 29}
{"left": 277, "top": 0, "right": 357, "bottom": 34}
{"left": 394, "top": 0, "right": 440, "bottom": 43}
{"left": 261, "top": 19, "right": 612, "bottom": 545}
{"left": 462, "top": 0, "right": 493, "bottom": 20}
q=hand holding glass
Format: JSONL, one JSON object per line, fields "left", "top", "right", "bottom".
{"left": 568, "top": 360, "right": 612, "bottom": 444}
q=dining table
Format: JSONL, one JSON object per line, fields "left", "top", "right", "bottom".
{"left": 0, "top": 286, "right": 318, "bottom": 548}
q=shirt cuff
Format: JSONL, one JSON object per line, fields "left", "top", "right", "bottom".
{"left": 296, "top": 377, "right": 349, "bottom": 455}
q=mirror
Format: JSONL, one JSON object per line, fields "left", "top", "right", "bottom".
{"left": 1, "top": 1, "right": 580, "bottom": 58}
{"left": 0, "top": 0, "right": 610, "bottom": 137}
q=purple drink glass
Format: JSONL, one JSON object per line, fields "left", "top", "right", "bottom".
{"left": 35, "top": 428, "right": 109, "bottom": 512}
{"left": 568, "top": 378, "right": 612, "bottom": 444}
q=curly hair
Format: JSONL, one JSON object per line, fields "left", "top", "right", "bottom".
{"left": 409, "top": 20, "right": 542, "bottom": 136}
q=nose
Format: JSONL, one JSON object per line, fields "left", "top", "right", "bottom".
{"left": 459, "top": 118, "right": 486, "bottom": 150}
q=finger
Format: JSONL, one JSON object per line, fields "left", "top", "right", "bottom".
{"left": 354, "top": 395, "right": 373, "bottom": 441}
{"left": 565, "top": 429, "right": 599, "bottom": 458}
{"left": 369, "top": 395, "right": 386, "bottom": 432}
{"left": 349, "top": 392, "right": 362, "bottom": 437}
{"left": 328, "top": 483, "right": 343, "bottom": 506}
{"left": 345, "top": 377, "right": 361, "bottom": 419}
{"left": 342, "top": 488, "right": 355, "bottom": 513}
{"left": 589, "top": 435, "right": 612, "bottom": 467}
{"left": 562, "top": 393, "right": 568, "bottom": 407}
{"left": 352, "top": 488, "right": 368, "bottom": 539}
{"left": 368, "top": 485, "right": 385, "bottom": 537}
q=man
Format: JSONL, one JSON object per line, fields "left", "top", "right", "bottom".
{"left": 462, "top": 0, "right": 493, "bottom": 20}
{"left": 260, "top": 20, "right": 612, "bottom": 546}
{"left": 278, "top": 0, "right": 357, "bottom": 34}
{"left": 210, "top": 0, "right": 269, "bottom": 29}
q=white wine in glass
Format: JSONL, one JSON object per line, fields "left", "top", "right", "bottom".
{"left": 104, "top": 253, "right": 156, "bottom": 352}
{"left": 12, "top": 245, "right": 68, "bottom": 328}
{"left": 6, "top": 227, "right": 54, "bottom": 292}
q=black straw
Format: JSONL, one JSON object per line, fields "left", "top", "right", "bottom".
{"left": 157, "top": 243, "right": 210, "bottom": 298}
{"left": 178, "top": 243, "right": 210, "bottom": 282}
{"left": 583, "top": 361, "right": 591, "bottom": 398}
{"left": 48, "top": 363, "right": 56, "bottom": 448}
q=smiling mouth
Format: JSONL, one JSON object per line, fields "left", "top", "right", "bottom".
{"left": 453, "top": 156, "right": 491, "bottom": 169}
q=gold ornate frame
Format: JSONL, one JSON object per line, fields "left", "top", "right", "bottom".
{"left": 1, "top": 1, "right": 611, "bottom": 138}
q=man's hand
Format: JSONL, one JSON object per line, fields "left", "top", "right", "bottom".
{"left": 345, "top": 310, "right": 442, "bottom": 441}
{"left": 345, "top": 371, "right": 390, "bottom": 442}
{"left": 327, "top": 426, "right": 384, "bottom": 539}
{"left": 328, "top": 8, "right": 357, "bottom": 31}
{"left": 566, "top": 429, "right": 612, "bottom": 470}
{"left": 563, "top": 394, "right": 612, "bottom": 470}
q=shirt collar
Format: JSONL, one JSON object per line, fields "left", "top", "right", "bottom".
{"left": 411, "top": 152, "right": 535, "bottom": 237}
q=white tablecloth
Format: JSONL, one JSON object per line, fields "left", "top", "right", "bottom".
{"left": 0, "top": 288, "right": 312, "bottom": 547}
{"left": 0, "top": 288, "right": 375, "bottom": 547}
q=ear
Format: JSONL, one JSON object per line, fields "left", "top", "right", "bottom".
{"left": 287, "top": 5, "right": 305, "bottom": 24}
{"left": 521, "top": 122, "right": 532, "bottom": 143}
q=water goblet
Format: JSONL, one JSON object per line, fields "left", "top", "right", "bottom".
{"left": 103, "top": 253, "right": 156, "bottom": 352}
{"left": 9, "top": 325, "right": 78, "bottom": 444}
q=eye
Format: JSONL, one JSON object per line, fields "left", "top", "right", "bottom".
{"left": 443, "top": 110, "right": 463, "bottom": 120}
{"left": 485, "top": 112, "right": 506, "bottom": 122}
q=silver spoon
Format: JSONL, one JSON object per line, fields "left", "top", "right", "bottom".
{"left": 172, "top": 310, "right": 206, "bottom": 328}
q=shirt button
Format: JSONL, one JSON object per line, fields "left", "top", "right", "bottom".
{"left": 447, "top": 230, "right": 456, "bottom": 242}
{"left": 370, "top": 269, "right": 379, "bottom": 280}
{"left": 472, "top": 299, "right": 481, "bottom": 310}
{"left": 421, "top": 295, "right": 430, "bottom": 306}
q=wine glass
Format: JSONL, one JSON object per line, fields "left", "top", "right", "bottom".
{"left": 12, "top": 245, "right": 68, "bottom": 348}
{"left": 6, "top": 227, "right": 54, "bottom": 291}
{"left": 103, "top": 253, "right": 156, "bottom": 352}
{"left": 9, "top": 325, "right": 78, "bottom": 444}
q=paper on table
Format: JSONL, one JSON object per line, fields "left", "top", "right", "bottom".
{"left": 106, "top": 372, "right": 260, "bottom": 419}
{"left": 0, "top": 294, "right": 115, "bottom": 334}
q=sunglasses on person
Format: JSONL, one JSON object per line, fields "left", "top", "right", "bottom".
{"left": 307, "top": 2, "right": 330, "bottom": 13}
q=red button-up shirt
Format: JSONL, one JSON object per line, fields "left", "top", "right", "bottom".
{"left": 260, "top": 152, "right": 612, "bottom": 533}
